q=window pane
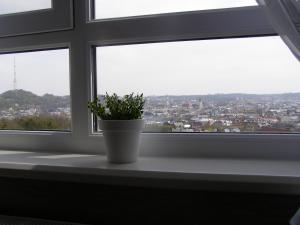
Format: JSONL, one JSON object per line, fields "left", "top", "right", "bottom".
{"left": 0, "top": 0, "right": 51, "bottom": 15}
{"left": 0, "top": 49, "right": 71, "bottom": 131}
{"left": 96, "top": 37, "right": 300, "bottom": 133}
{"left": 94, "top": 0, "right": 257, "bottom": 19}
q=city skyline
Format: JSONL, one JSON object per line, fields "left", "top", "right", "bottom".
{"left": 1, "top": 89, "right": 300, "bottom": 133}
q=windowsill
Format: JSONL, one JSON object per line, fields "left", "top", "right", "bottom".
{"left": 0, "top": 150, "right": 299, "bottom": 195}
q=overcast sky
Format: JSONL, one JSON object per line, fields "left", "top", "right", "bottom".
{"left": 0, "top": 49, "right": 69, "bottom": 96}
{"left": 0, "top": 0, "right": 51, "bottom": 15}
{"left": 95, "top": 0, "right": 257, "bottom": 19}
{"left": 1, "top": 1, "right": 300, "bottom": 96}
{"left": 97, "top": 36, "right": 300, "bottom": 96}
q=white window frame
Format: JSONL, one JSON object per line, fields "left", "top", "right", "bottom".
{"left": 0, "top": 0, "right": 299, "bottom": 160}
{"left": 0, "top": 0, "right": 73, "bottom": 37}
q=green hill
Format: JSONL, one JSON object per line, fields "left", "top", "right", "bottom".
{"left": 0, "top": 89, "right": 70, "bottom": 112}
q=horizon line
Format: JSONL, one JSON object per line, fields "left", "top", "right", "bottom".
{"left": 2, "top": 89, "right": 300, "bottom": 97}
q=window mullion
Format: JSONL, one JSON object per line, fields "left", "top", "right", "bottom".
{"left": 86, "top": 7, "right": 275, "bottom": 46}
{"left": 69, "top": 0, "right": 91, "bottom": 139}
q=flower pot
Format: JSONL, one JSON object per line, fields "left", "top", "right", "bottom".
{"left": 99, "top": 119, "right": 144, "bottom": 164}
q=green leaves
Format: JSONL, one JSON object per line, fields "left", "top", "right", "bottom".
{"left": 88, "top": 93, "right": 145, "bottom": 120}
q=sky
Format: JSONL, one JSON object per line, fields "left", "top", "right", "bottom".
{"left": 0, "top": 49, "right": 69, "bottom": 96}
{"left": 97, "top": 36, "right": 300, "bottom": 96}
{"left": 95, "top": 0, "right": 257, "bottom": 19}
{"left": 1, "top": 1, "right": 300, "bottom": 97}
{"left": 0, "top": 0, "right": 257, "bottom": 16}
{"left": 0, "top": 0, "right": 51, "bottom": 15}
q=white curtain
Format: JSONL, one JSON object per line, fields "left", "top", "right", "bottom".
{"left": 257, "top": 0, "right": 300, "bottom": 61}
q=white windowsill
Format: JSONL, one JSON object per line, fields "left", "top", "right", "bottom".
{"left": 0, "top": 150, "right": 299, "bottom": 195}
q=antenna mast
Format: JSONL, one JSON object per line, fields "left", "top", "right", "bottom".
{"left": 13, "top": 57, "right": 17, "bottom": 90}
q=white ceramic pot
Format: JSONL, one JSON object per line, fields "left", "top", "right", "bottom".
{"left": 99, "top": 119, "right": 145, "bottom": 164}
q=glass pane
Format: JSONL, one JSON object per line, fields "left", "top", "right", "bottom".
{"left": 96, "top": 37, "right": 300, "bottom": 133}
{"left": 0, "top": 49, "right": 71, "bottom": 131}
{"left": 0, "top": 0, "right": 52, "bottom": 15}
{"left": 95, "top": 0, "right": 257, "bottom": 19}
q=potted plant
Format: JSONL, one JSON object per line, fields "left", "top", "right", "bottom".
{"left": 88, "top": 93, "right": 145, "bottom": 163}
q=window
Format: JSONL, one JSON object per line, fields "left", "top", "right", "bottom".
{"left": 0, "top": 0, "right": 73, "bottom": 37}
{"left": 96, "top": 36, "right": 300, "bottom": 133}
{"left": 2, "top": 0, "right": 299, "bottom": 158}
{"left": 0, "top": 49, "right": 70, "bottom": 131}
{"left": 0, "top": 0, "right": 52, "bottom": 15}
{"left": 94, "top": 0, "right": 257, "bottom": 20}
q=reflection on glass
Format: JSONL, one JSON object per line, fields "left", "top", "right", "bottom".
{"left": 0, "top": 0, "right": 52, "bottom": 15}
{"left": 96, "top": 37, "right": 300, "bottom": 133}
{"left": 0, "top": 49, "right": 71, "bottom": 131}
{"left": 95, "top": 0, "right": 257, "bottom": 19}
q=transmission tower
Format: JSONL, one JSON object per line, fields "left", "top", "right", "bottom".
{"left": 13, "top": 57, "right": 17, "bottom": 90}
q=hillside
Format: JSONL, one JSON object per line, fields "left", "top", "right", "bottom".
{"left": 0, "top": 89, "right": 70, "bottom": 112}
{"left": 1, "top": 90, "right": 300, "bottom": 112}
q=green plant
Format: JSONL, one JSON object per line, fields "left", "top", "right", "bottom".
{"left": 88, "top": 93, "right": 145, "bottom": 120}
